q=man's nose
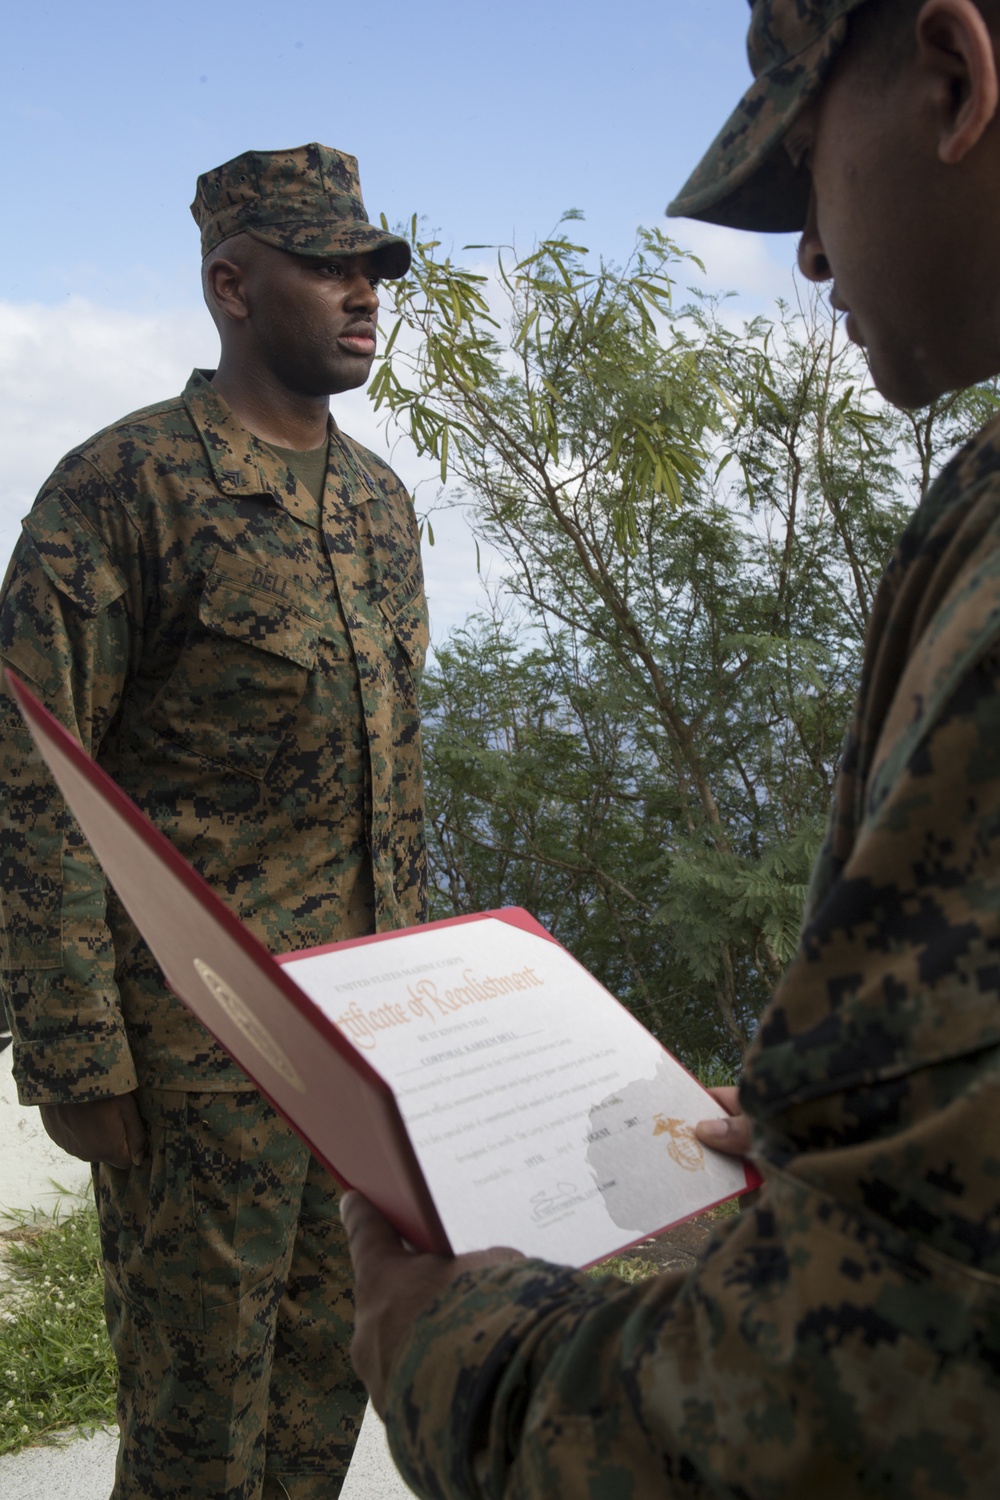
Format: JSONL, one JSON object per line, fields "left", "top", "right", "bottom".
{"left": 797, "top": 189, "right": 831, "bottom": 283}
{"left": 345, "top": 274, "right": 379, "bottom": 311}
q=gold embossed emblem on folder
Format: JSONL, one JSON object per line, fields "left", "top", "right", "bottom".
{"left": 193, "top": 958, "right": 306, "bottom": 1094}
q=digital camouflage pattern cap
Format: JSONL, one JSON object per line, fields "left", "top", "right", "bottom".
{"left": 668, "top": 0, "right": 875, "bottom": 232}
{"left": 191, "top": 142, "right": 412, "bottom": 278}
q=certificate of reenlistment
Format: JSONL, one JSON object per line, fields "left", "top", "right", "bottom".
{"left": 8, "top": 667, "right": 758, "bottom": 1268}
{"left": 283, "top": 918, "right": 752, "bottom": 1265}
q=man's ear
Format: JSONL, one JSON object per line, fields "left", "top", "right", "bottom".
{"left": 916, "top": 0, "right": 999, "bottom": 164}
{"left": 205, "top": 258, "right": 251, "bottom": 323}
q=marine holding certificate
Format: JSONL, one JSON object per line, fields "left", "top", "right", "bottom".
{"left": 341, "top": 4, "right": 1000, "bottom": 1497}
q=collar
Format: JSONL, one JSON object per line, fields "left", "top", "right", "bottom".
{"left": 182, "top": 370, "right": 326, "bottom": 527}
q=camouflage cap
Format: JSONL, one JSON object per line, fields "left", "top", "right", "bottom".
{"left": 667, "top": 0, "right": 874, "bottom": 232}
{"left": 191, "top": 143, "right": 411, "bottom": 278}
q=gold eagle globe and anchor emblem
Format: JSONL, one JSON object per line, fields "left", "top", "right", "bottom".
{"left": 652, "top": 1114, "right": 705, "bottom": 1172}
{"left": 193, "top": 958, "right": 306, "bottom": 1095}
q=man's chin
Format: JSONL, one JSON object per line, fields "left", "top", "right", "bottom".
{"left": 866, "top": 349, "right": 945, "bottom": 414}
{"left": 321, "top": 360, "right": 375, "bottom": 398}
{"left": 866, "top": 334, "right": 1000, "bottom": 412}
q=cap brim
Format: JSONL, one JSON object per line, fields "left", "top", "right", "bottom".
{"left": 667, "top": 14, "right": 852, "bottom": 233}
{"left": 247, "top": 221, "right": 412, "bottom": 278}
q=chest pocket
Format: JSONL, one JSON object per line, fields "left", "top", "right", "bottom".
{"left": 149, "top": 557, "right": 318, "bottom": 779}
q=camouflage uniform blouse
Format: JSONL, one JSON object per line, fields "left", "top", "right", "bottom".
{"left": 381, "top": 417, "right": 1000, "bottom": 1498}
{"left": 0, "top": 370, "right": 427, "bottom": 1103}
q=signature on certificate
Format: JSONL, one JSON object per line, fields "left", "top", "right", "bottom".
{"left": 652, "top": 1115, "right": 705, "bottom": 1173}
{"left": 529, "top": 1181, "right": 584, "bottom": 1222}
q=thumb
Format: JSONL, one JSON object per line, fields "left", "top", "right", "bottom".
{"left": 695, "top": 1111, "right": 753, "bottom": 1157}
{"left": 340, "top": 1192, "right": 407, "bottom": 1274}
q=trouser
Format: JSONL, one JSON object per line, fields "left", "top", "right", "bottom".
{"left": 92, "top": 1087, "right": 367, "bottom": 1500}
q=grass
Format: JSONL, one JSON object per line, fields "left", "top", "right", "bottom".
{"left": 590, "top": 1254, "right": 660, "bottom": 1282}
{"left": 591, "top": 1198, "right": 742, "bottom": 1286}
{"left": 0, "top": 1196, "right": 115, "bottom": 1456}
{"left": 689, "top": 1053, "right": 738, "bottom": 1091}
{"left": 0, "top": 1199, "right": 661, "bottom": 1460}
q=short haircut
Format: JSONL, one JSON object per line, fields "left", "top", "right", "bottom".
{"left": 200, "top": 232, "right": 263, "bottom": 319}
{"left": 849, "top": 0, "right": 1000, "bottom": 78}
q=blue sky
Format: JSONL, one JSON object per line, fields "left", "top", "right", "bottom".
{"left": 3, "top": 0, "right": 772, "bottom": 301}
{"left": 0, "top": 0, "right": 801, "bottom": 634}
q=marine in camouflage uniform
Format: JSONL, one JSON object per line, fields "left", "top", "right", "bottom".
{"left": 341, "top": 4, "right": 1000, "bottom": 1496}
{"left": 0, "top": 145, "right": 425, "bottom": 1499}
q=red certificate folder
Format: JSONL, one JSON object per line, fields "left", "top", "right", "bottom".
{"left": 5, "top": 669, "right": 758, "bottom": 1261}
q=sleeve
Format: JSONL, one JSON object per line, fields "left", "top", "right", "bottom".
{"left": 382, "top": 1192, "right": 876, "bottom": 1500}
{"left": 0, "top": 472, "right": 142, "bottom": 1104}
{"left": 384, "top": 1162, "right": 1000, "bottom": 1499}
{"left": 381, "top": 641, "right": 1000, "bottom": 1497}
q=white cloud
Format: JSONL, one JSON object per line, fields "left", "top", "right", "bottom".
{"left": 0, "top": 297, "right": 496, "bottom": 642}
{"left": 0, "top": 296, "right": 215, "bottom": 572}
{"left": 672, "top": 221, "right": 800, "bottom": 318}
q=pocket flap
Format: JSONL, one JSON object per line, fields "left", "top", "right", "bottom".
{"left": 379, "top": 570, "right": 428, "bottom": 672}
{"left": 22, "top": 490, "right": 126, "bottom": 616}
{"left": 199, "top": 568, "right": 317, "bottom": 671}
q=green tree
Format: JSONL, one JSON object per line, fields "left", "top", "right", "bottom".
{"left": 377, "top": 222, "right": 1000, "bottom": 1069}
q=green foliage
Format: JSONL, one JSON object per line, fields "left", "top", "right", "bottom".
{"left": 380, "top": 220, "right": 1000, "bottom": 1070}
{"left": 375, "top": 219, "right": 715, "bottom": 551}
{"left": 589, "top": 1254, "right": 659, "bottom": 1283}
{"left": 0, "top": 1198, "right": 115, "bottom": 1454}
